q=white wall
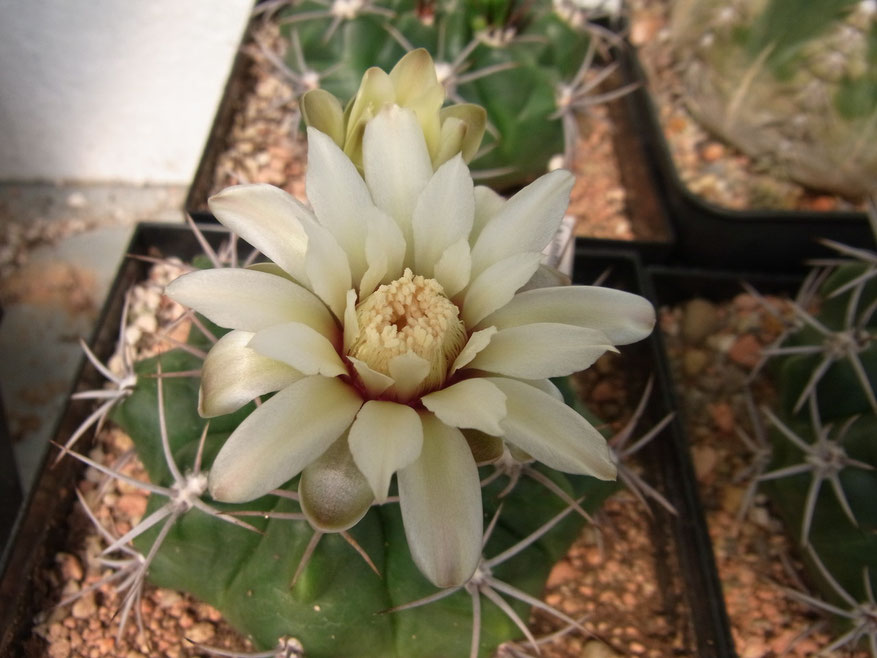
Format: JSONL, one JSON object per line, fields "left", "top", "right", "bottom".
{"left": 0, "top": 1, "right": 253, "bottom": 184}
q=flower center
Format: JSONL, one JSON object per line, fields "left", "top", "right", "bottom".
{"left": 348, "top": 269, "right": 466, "bottom": 398}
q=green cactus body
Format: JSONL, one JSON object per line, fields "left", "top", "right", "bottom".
{"left": 280, "top": 0, "right": 608, "bottom": 189}
{"left": 761, "top": 260, "right": 877, "bottom": 647}
{"left": 778, "top": 263, "right": 877, "bottom": 421}
{"left": 110, "top": 326, "right": 616, "bottom": 656}
{"left": 671, "top": 0, "right": 877, "bottom": 198}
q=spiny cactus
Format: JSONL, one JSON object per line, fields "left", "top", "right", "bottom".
{"left": 670, "top": 0, "right": 877, "bottom": 199}
{"left": 59, "top": 241, "right": 665, "bottom": 656}
{"left": 271, "top": 0, "right": 632, "bottom": 189}
{"left": 63, "top": 317, "right": 617, "bottom": 656}
{"left": 55, "top": 46, "right": 662, "bottom": 656}
{"left": 752, "top": 201, "right": 877, "bottom": 653}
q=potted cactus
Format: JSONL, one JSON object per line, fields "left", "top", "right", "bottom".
{"left": 753, "top": 209, "right": 877, "bottom": 653}
{"left": 0, "top": 51, "right": 733, "bottom": 657}
{"left": 646, "top": 200, "right": 877, "bottom": 654}
{"left": 0, "top": 224, "right": 735, "bottom": 656}
{"left": 628, "top": 0, "right": 873, "bottom": 271}
{"left": 275, "top": 0, "right": 633, "bottom": 189}
{"left": 186, "top": 0, "right": 677, "bottom": 259}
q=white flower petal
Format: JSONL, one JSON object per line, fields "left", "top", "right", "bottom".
{"left": 361, "top": 206, "right": 406, "bottom": 298}
{"left": 520, "top": 264, "right": 570, "bottom": 292}
{"left": 208, "top": 184, "right": 313, "bottom": 284}
{"left": 470, "top": 170, "right": 574, "bottom": 278}
{"left": 479, "top": 285, "right": 656, "bottom": 344}
{"left": 466, "top": 323, "right": 617, "bottom": 379}
{"left": 348, "top": 401, "right": 423, "bottom": 502}
{"left": 471, "top": 185, "right": 504, "bottom": 244}
{"left": 462, "top": 252, "right": 543, "bottom": 327}
{"left": 299, "top": 432, "right": 374, "bottom": 533}
{"left": 165, "top": 268, "right": 337, "bottom": 336}
{"left": 398, "top": 413, "right": 482, "bottom": 587}
{"left": 302, "top": 220, "right": 353, "bottom": 319}
{"left": 412, "top": 154, "right": 474, "bottom": 276}
{"left": 343, "top": 289, "right": 359, "bottom": 355}
{"left": 433, "top": 237, "right": 471, "bottom": 298}
{"left": 248, "top": 322, "right": 347, "bottom": 378}
{"left": 306, "top": 127, "right": 370, "bottom": 282}
{"left": 421, "top": 379, "right": 507, "bottom": 436}
{"left": 199, "top": 330, "right": 303, "bottom": 417}
{"left": 388, "top": 352, "right": 431, "bottom": 401}
{"left": 450, "top": 326, "right": 497, "bottom": 375}
{"left": 208, "top": 376, "right": 363, "bottom": 502}
{"left": 348, "top": 356, "right": 395, "bottom": 398}
{"left": 516, "top": 378, "right": 564, "bottom": 402}
{"left": 488, "top": 377, "right": 616, "bottom": 480}
{"left": 363, "top": 105, "right": 432, "bottom": 263}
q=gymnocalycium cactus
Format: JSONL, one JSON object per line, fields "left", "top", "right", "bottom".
{"left": 270, "top": 0, "right": 633, "bottom": 189}
{"left": 752, "top": 199, "right": 877, "bottom": 653}
{"left": 670, "top": 0, "right": 877, "bottom": 199}
{"left": 60, "top": 51, "right": 659, "bottom": 656}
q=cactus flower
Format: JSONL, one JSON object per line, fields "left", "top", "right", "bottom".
{"left": 301, "top": 48, "right": 487, "bottom": 171}
{"left": 165, "top": 105, "right": 654, "bottom": 588}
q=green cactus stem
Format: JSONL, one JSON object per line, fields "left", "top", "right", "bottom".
{"left": 277, "top": 0, "right": 627, "bottom": 189}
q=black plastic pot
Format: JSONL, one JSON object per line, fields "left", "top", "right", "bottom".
{"left": 575, "top": 241, "right": 735, "bottom": 657}
{"left": 0, "top": 374, "right": 22, "bottom": 557}
{"left": 621, "top": 47, "right": 872, "bottom": 274}
{"left": 0, "top": 223, "right": 732, "bottom": 656}
{"left": 645, "top": 263, "right": 808, "bottom": 657}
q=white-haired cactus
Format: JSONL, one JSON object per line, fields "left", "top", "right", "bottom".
{"left": 670, "top": 0, "right": 877, "bottom": 199}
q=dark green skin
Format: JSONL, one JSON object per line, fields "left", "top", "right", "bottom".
{"left": 112, "top": 333, "right": 616, "bottom": 656}
{"left": 764, "top": 262, "right": 877, "bottom": 632}
{"left": 282, "top": 0, "right": 597, "bottom": 190}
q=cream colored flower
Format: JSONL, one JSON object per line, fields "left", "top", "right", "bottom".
{"left": 301, "top": 48, "right": 486, "bottom": 170}
{"left": 165, "top": 105, "right": 654, "bottom": 588}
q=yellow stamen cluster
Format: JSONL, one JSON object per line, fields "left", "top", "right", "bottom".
{"left": 348, "top": 269, "right": 466, "bottom": 398}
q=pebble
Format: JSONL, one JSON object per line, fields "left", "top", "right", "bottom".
{"left": 56, "top": 552, "right": 83, "bottom": 582}
{"left": 807, "top": 195, "right": 838, "bottom": 212}
{"left": 701, "top": 142, "right": 725, "bottom": 162}
{"left": 727, "top": 333, "right": 762, "bottom": 368}
{"left": 680, "top": 298, "right": 720, "bottom": 345}
{"left": 185, "top": 622, "right": 216, "bottom": 643}
{"left": 116, "top": 492, "right": 148, "bottom": 520}
{"left": 546, "top": 559, "right": 577, "bottom": 587}
{"left": 721, "top": 486, "right": 745, "bottom": 515}
{"left": 682, "top": 347, "right": 710, "bottom": 376}
{"left": 71, "top": 592, "right": 97, "bottom": 619}
{"left": 708, "top": 401, "right": 735, "bottom": 433}
{"left": 691, "top": 445, "right": 718, "bottom": 481}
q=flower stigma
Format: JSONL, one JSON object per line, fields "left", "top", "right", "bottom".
{"left": 347, "top": 268, "right": 466, "bottom": 400}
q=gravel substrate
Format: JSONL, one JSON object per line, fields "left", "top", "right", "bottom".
{"left": 660, "top": 290, "right": 868, "bottom": 657}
